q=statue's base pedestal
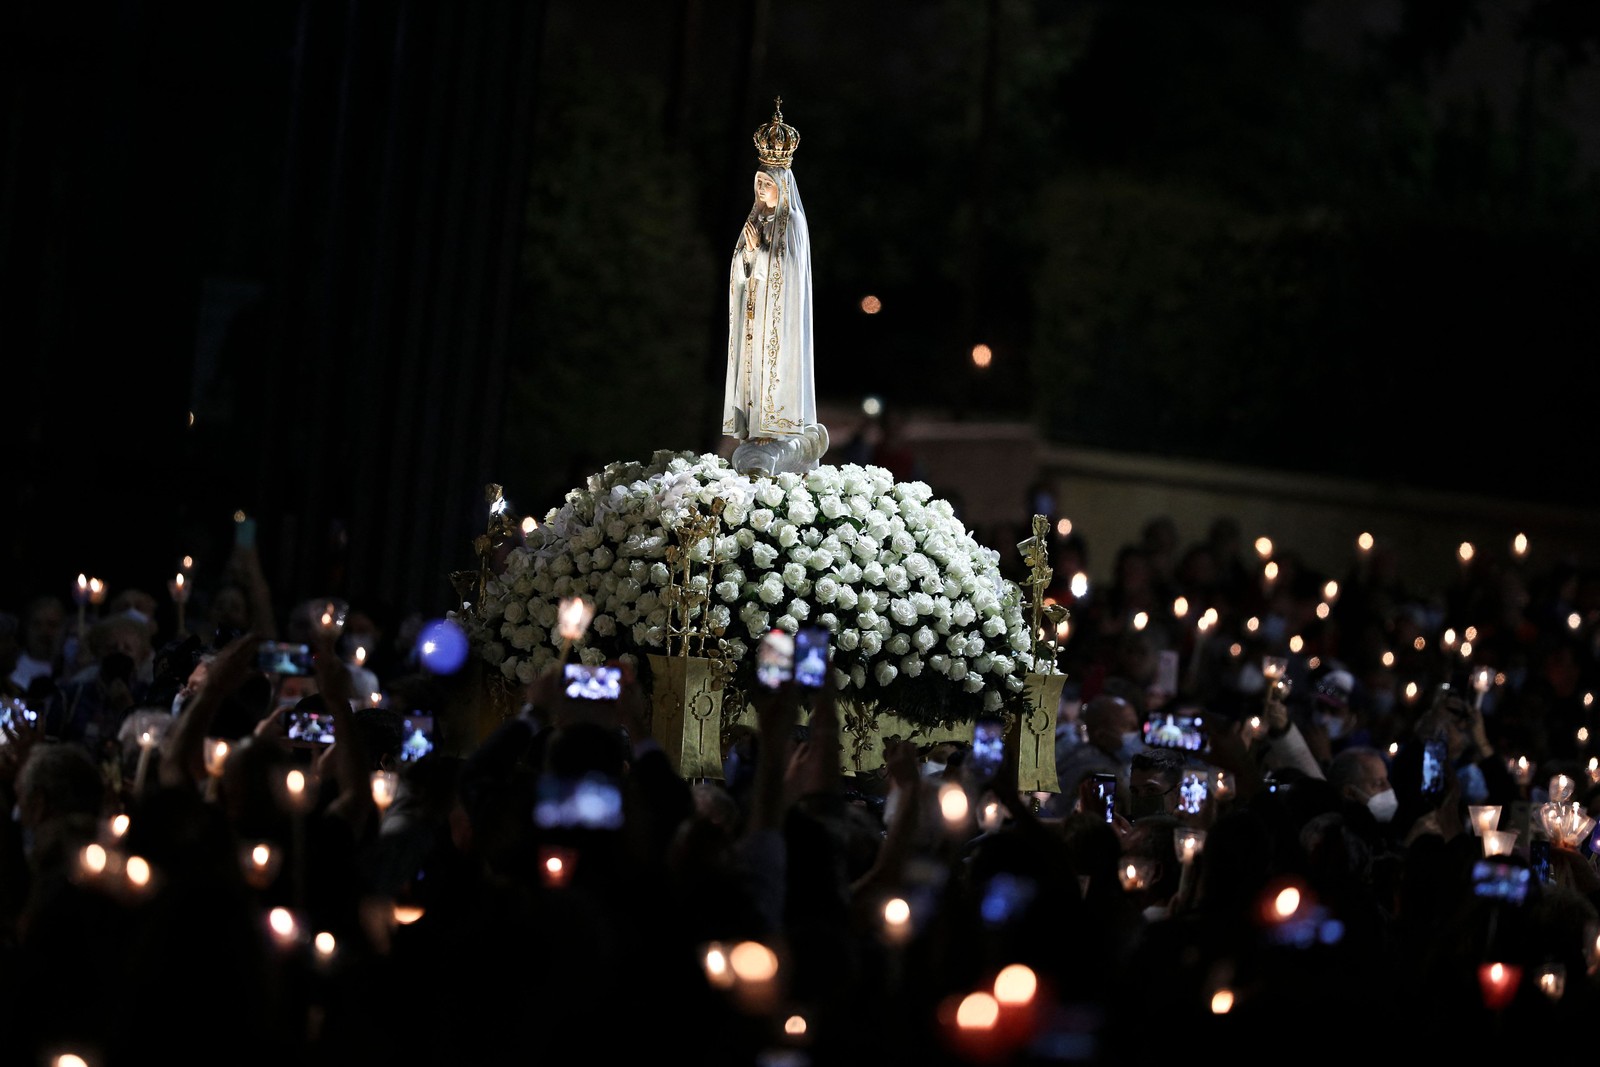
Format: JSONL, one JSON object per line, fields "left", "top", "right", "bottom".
{"left": 647, "top": 654, "right": 725, "bottom": 779}
{"left": 731, "top": 423, "right": 830, "bottom": 478}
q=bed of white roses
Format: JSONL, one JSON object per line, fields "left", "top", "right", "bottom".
{"left": 461, "top": 449, "right": 1037, "bottom": 731}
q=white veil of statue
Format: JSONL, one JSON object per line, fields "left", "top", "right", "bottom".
{"left": 723, "top": 107, "right": 816, "bottom": 445}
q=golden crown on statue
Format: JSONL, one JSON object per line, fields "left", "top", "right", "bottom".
{"left": 753, "top": 96, "right": 800, "bottom": 168}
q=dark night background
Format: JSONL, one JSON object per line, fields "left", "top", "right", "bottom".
{"left": 5, "top": 0, "right": 1599, "bottom": 631}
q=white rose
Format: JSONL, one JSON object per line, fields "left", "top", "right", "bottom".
{"left": 716, "top": 580, "right": 741, "bottom": 602}
{"left": 721, "top": 500, "right": 748, "bottom": 526}
{"left": 736, "top": 528, "right": 757, "bottom": 549}
{"left": 837, "top": 628, "right": 860, "bottom": 651}
{"left": 817, "top": 612, "right": 839, "bottom": 632}
{"left": 848, "top": 495, "right": 873, "bottom": 518}
{"left": 819, "top": 494, "right": 847, "bottom": 520}
{"left": 899, "top": 655, "right": 924, "bottom": 678}
{"left": 874, "top": 661, "right": 898, "bottom": 686}
{"left": 813, "top": 575, "right": 840, "bottom": 604}
{"left": 776, "top": 524, "right": 800, "bottom": 549}
{"left": 891, "top": 531, "right": 916, "bottom": 555}
{"left": 592, "top": 614, "right": 617, "bottom": 637}
{"left": 782, "top": 562, "right": 808, "bottom": 590}
{"left": 751, "top": 543, "right": 779, "bottom": 569}
{"left": 758, "top": 574, "right": 786, "bottom": 604}
{"left": 850, "top": 664, "right": 867, "bottom": 689}
{"left": 787, "top": 599, "right": 810, "bottom": 621}
{"left": 836, "top": 561, "right": 862, "bottom": 585}
{"left": 861, "top": 562, "right": 885, "bottom": 586}
{"left": 886, "top": 633, "right": 911, "bottom": 655}
{"left": 981, "top": 616, "right": 1006, "bottom": 639}
{"left": 912, "top": 626, "right": 937, "bottom": 653}
{"left": 858, "top": 589, "right": 880, "bottom": 613}
{"left": 963, "top": 675, "right": 985, "bottom": 693}
{"left": 775, "top": 614, "right": 798, "bottom": 632}
{"left": 831, "top": 668, "right": 850, "bottom": 689}
{"left": 807, "top": 548, "right": 835, "bottom": 571}
{"left": 788, "top": 499, "right": 818, "bottom": 524}
{"left": 756, "top": 483, "right": 785, "bottom": 507}
{"left": 859, "top": 631, "right": 882, "bottom": 656}
{"left": 929, "top": 653, "right": 950, "bottom": 675}
{"left": 883, "top": 564, "right": 909, "bottom": 594}
{"left": 888, "top": 598, "right": 918, "bottom": 627}
{"left": 502, "top": 601, "right": 526, "bottom": 625}
{"left": 749, "top": 508, "right": 775, "bottom": 532}
{"left": 948, "top": 658, "right": 968, "bottom": 681}
{"left": 985, "top": 690, "right": 1005, "bottom": 710}
{"left": 972, "top": 653, "right": 993, "bottom": 674}
{"left": 836, "top": 586, "right": 859, "bottom": 610}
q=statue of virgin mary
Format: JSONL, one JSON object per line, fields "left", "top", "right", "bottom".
{"left": 723, "top": 99, "right": 827, "bottom": 477}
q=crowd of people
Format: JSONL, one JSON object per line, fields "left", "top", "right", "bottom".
{"left": 2, "top": 507, "right": 1600, "bottom": 1065}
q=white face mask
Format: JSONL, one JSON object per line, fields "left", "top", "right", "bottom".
{"left": 1366, "top": 787, "right": 1399, "bottom": 824}
{"left": 1314, "top": 712, "right": 1349, "bottom": 741}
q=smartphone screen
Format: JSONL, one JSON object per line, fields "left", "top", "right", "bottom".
{"left": 1144, "top": 710, "right": 1205, "bottom": 752}
{"left": 1528, "top": 839, "right": 1553, "bottom": 885}
{"left": 286, "top": 709, "right": 335, "bottom": 745}
{"left": 1472, "top": 859, "right": 1531, "bottom": 904}
{"left": 563, "top": 663, "right": 621, "bottom": 701}
{"left": 534, "top": 773, "right": 624, "bottom": 830}
{"left": 1179, "top": 769, "right": 1208, "bottom": 815}
{"left": 971, "top": 719, "right": 1005, "bottom": 780}
{"left": 259, "top": 642, "right": 315, "bottom": 677}
{"left": 756, "top": 629, "right": 795, "bottom": 690}
{"left": 1421, "top": 736, "right": 1448, "bottom": 796}
{"left": 793, "top": 626, "right": 829, "bottom": 689}
{"left": 400, "top": 714, "right": 436, "bottom": 762}
{"left": 1091, "top": 773, "right": 1117, "bottom": 824}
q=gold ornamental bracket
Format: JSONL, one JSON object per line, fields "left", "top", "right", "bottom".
{"left": 1017, "top": 513, "right": 1068, "bottom": 675}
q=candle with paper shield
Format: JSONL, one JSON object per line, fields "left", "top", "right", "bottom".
{"left": 555, "top": 596, "right": 595, "bottom": 665}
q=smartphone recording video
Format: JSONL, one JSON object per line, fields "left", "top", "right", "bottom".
{"left": 793, "top": 625, "right": 829, "bottom": 689}
{"left": 534, "top": 773, "right": 624, "bottom": 831}
{"left": 1421, "top": 736, "right": 1448, "bottom": 798}
{"left": 259, "top": 642, "right": 315, "bottom": 677}
{"left": 756, "top": 629, "right": 795, "bottom": 690}
{"left": 1090, "top": 772, "right": 1117, "bottom": 824}
{"left": 285, "top": 709, "right": 335, "bottom": 746}
{"left": 1144, "top": 709, "right": 1206, "bottom": 752}
{"left": 1472, "top": 859, "right": 1531, "bottom": 905}
{"left": 971, "top": 718, "right": 1005, "bottom": 780}
{"left": 563, "top": 663, "right": 621, "bottom": 701}
{"left": 1178, "top": 768, "right": 1209, "bottom": 815}
{"left": 400, "top": 713, "right": 436, "bottom": 762}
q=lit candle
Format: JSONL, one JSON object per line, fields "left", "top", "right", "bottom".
{"left": 556, "top": 596, "right": 595, "bottom": 663}
{"left": 203, "top": 738, "right": 230, "bottom": 779}
{"left": 167, "top": 572, "right": 190, "bottom": 634}
{"left": 1477, "top": 962, "right": 1521, "bottom": 1011}
{"left": 1116, "top": 858, "right": 1152, "bottom": 892}
{"left": 1468, "top": 805, "right": 1501, "bottom": 836}
{"left": 1511, "top": 533, "right": 1528, "bottom": 560}
{"left": 133, "top": 730, "right": 157, "bottom": 796}
{"left": 370, "top": 770, "right": 398, "bottom": 812}
{"left": 1587, "top": 757, "right": 1600, "bottom": 786}
{"left": 539, "top": 846, "right": 575, "bottom": 888}
{"left": 1174, "top": 828, "right": 1207, "bottom": 864}
{"left": 74, "top": 573, "right": 90, "bottom": 634}
{"left": 882, "top": 896, "right": 913, "bottom": 945}
{"left": 1537, "top": 964, "right": 1565, "bottom": 1001}
{"left": 977, "top": 796, "right": 1004, "bottom": 833}
{"left": 1471, "top": 665, "right": 1494, "bottom": 710}
{"left": 1482, "top": 829, "right": 1518, "bottom": 857}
